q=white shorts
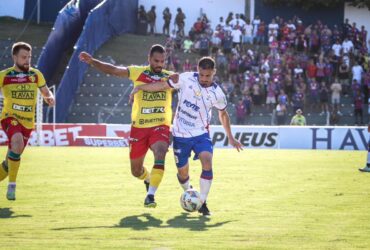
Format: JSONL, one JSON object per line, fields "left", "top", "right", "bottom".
{"left": 266, "top": 96, "right": 276, "bottom": 104}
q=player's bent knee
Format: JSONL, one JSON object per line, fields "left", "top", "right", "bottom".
{"left": 10, "top": 134, "right": 25, "bottom": 154}
{"left": 131, "top": 168, "right": 142, "bottom": 177}
{"left": 153, "top": 146, "right": 168, "bottom": 159}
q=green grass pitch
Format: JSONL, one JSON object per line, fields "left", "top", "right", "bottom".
{"left": 0, "top": 147, "right": 369, "bottom": 249}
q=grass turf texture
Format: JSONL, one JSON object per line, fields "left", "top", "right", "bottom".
{"left": 0, "top": 147, "right": 369, "bottom": 249}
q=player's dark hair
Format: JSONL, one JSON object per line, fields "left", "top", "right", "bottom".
{"left": 149, "top": 44, "right": 165, "bottom": 57}
{"left": 198, "top": 57, "right": 215, "bottom": 70}
{"left": 12, "top": 42, "right": 32, "bottom": 55}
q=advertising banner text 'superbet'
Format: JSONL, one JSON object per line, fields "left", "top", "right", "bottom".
{"left": 0, "top": 124, "right": 367, "bottom": 150}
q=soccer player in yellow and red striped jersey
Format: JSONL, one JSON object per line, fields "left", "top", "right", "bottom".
{"left": 0, "top": 42, "right": 55, "bottom": 200}
{"left": 79, "top": 44, "right": 173, "bottom": 207}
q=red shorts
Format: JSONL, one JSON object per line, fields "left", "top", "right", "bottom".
{"left": 1, "top": 117, "right": 33, "bottom": 149}
{"left": 129, "top": 125, "right": 170, "bottom": 159}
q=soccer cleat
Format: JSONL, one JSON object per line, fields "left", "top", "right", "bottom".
{"left": 144, "top": 194, "right": 157, "bottom": 208}
{"left": 359, "top": 166, "right": 370, "bottom": 172}
{"left": 6, "top": 183, "right": 16, "bottom": 201}
{"left": 198, "top": 202, "right": 211, "bottom": 216}
{"left": 144, "top": 180, "right": 149, "bottom": 192}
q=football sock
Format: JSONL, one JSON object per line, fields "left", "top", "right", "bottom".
{"left": 138, "top": 167, "right": 150, "bottom": 182}
{"left": 200, "top": 169, "right": 213, "bottom": 202}
{"left": 148, "top": 160, "right": 164, "bottom": 195}
{"left": 0, "top": 159, "right": 8, "bottom": 182}
{"left": 177, "top": 174, "right": 190, "bottom": 191}
{"left": 8, "top": 151, "right": 21, "bottom": 183}
{"left": 367, "top": 145, "right": 370, "bottom": 167}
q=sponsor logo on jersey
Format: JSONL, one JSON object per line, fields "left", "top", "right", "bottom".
{"left": 178, "top": 117, "right": 195, "bottom": 127}
{"left": 142, "top": 91, "right": 166, "bottom": 101}
{"left": 141, "top": 107, "right": 165, "bottom": 114}
{"left": 139, "top": 117, "right": 165, "bottom": 125}
{"left": 183, "top": 100, "right": 200, "bottom": 112}
{"left": 178, "top": 106, "right": 197, "bottom": 120}
{"left": 12, "top": 103, "right": 33, "bottom": 112}
{"left": 11, "top": 91, "right": 35, "bottom": 99}
{"left": 10, "top": 120, "right": 19, "bottom": 126}
{"left": 29, "top": 75, "right": 36, "bottom": 83}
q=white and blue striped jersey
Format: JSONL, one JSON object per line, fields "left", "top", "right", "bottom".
{"left": 168, "top": 72, "right": 227, "bottom": 138}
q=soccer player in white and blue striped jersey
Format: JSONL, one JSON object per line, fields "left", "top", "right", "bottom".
{"left": 131, "top": 57, "right": 242, "bottom": 215}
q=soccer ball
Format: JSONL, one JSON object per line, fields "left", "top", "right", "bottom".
{"left": 180, "top": 189, "right": 202, "bottom": 212}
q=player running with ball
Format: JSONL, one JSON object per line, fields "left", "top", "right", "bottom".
{"left": 131, "top": 57, "right": 242, "bottom": 215}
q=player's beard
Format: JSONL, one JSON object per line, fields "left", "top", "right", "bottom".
{"left": 152, "top": 66, "right": 162, "bottom": 73}
{"left": 16, "top": 62, "right": 30, "bottom": 72}
{"left": 199, "top": 81, "right": 211, "bottom": 87}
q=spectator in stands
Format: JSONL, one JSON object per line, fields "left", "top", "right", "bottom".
{"left": 266, "top": 79, "right": 277, "bottom": 111}
{"left": 147, "top": 6, "right": 156, "bottom": 35}
{"left": 231, "top": 26, "right": 242, "bottom": 48}
{"left": 332, "top": 39, "right": 342, "bottom": 57}
{"left": 252, "top": 16, "right": 261, "bottom": 39}
{"left": 193, "top": 18, "right": 204, "bottom": 34}
{"left": 352, "top": 60, "right": 364, "bottom": 84}
{"left": 182, "top": 36, "right": 193, "bottom": 53}
{"left": 354, "top": 89, "right": 364, "bottom": 125}
{"left": 137, "top": 5, "right": 147, "bottom": 35}
{"left": 199, "top": 34, "right": 210, "bottom": 56}
{"left": 309, "top": 79, "right": 320, "bottom": 112}
{"left": 338, "top": 61, "right": 350, "bottom": 95}
{"left": 243, "top": 19, "right": 254, "bottom": 48}
{"left": 268, "top": 19, "right": 279, "bottom": 38}
{"left": 319, "top": 82, "right": 329, "bottom": 115}
{"left": 226, "top": 12, "right": 233, "bottom": 26}
{"left": 342, "top": 18, "right": 351, "bottom": 40}
{"left": 342, "top": 37, "right": 354, "bottom": 55}
{"left": 230, "top": 14, "right": 246, "bottom": 29}
{"left": 292, "top": 88, "right": 305, "bottom": 113}
{"left": 330, "top": 78, "right": 342, "bottom": 115}
{"left": 235, "top": 98, "right": 246, "bottom": 124}
{"left": 175, "top": 8, "right": 186, "bottom": 36}
{"left": 216, "top": 51, "right": 228, "bottom": 81}
{"left": 217, "top": 17, "right": 225, "bottom": 29}
{"left": 255, "top": 21, "right": 266, "bottom": 45}
{"left": 162, "top": 7, "right": 171, "bottom": 36}
{"left": 290, "top": 108, "right": 306, "bottom": 125}
{"left": 275, "top": 103, "right": 287, "bottom": 125}
{"left": 221, "top": 31, "right": 232, "bottom": 56}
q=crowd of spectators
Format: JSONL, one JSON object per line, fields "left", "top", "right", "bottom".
{"left": 138, "top": 6, "right": 370, "bottom": 125}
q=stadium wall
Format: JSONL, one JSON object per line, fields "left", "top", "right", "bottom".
{"left": 0, "top": 124, "right": 366, "bottom": 151}
{"left": 55, "top": 0, "right": 138, "bottom": 123}
{"left": 138, "top": 0, "right": 245, "bottom": 34}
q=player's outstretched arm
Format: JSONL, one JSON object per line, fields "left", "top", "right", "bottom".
{"left": 39, "top": 86, "right": 55, "bottom": 107}
{"left": 218, "top": 109, "right": 243, "bottom": 152}
{"left": 129, "top": 81, "right": 170, "bottom": 103}
{"left": 79, "top": 51, "right": 129, "bottom": 78}
{"left": 129, "top": 73, "right": 179, "bottom": 102}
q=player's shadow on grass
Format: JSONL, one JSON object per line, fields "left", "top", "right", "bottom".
{"left": 52, "top": 213, "right": 163, "bottom": 231}
{"left": 115, "top": 213, "right": 163, "bottom": 230}
{"left": 165, "top": 212, "right": 232, "bottom": 231}
{"left": 0, "top": 208, "right": 32, "bottom": 219}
